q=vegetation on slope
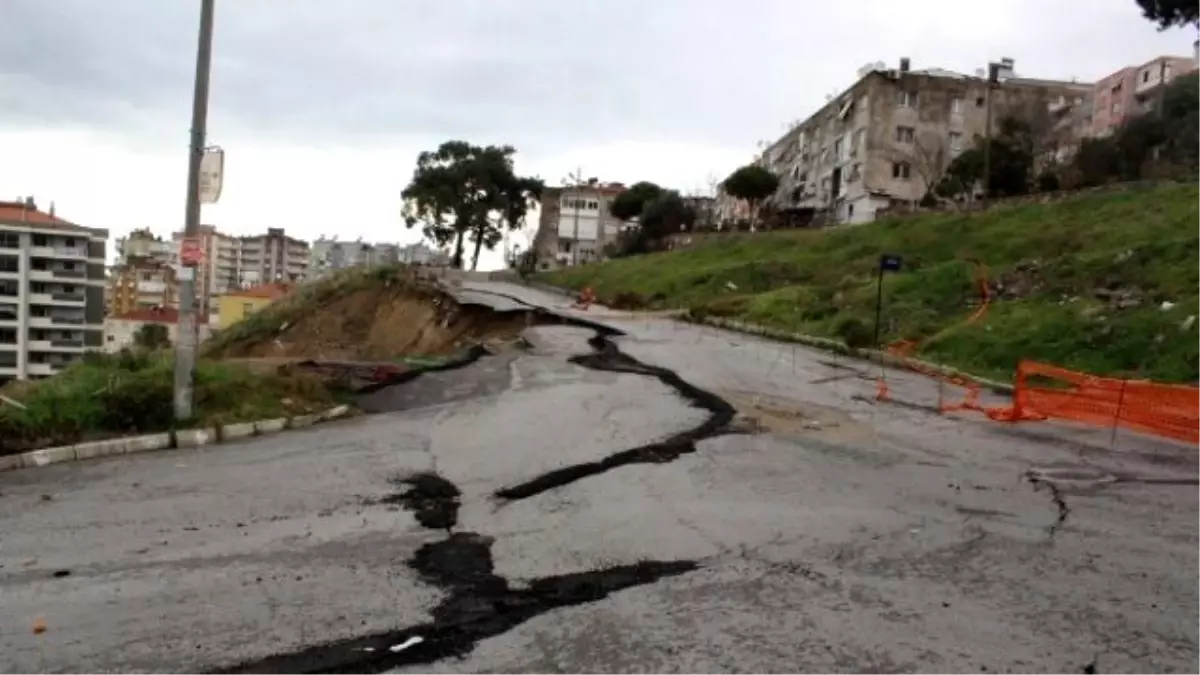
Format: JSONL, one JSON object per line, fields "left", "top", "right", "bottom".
{"left": 544, "top": 183, "right": 1199, "bottom": 383}
{"left": 0, "top": 350, "right": 336, "bottom": 455}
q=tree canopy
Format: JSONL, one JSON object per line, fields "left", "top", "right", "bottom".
{"left": 608, "top": 181, "right": 664, "bottom": 221}
{"left": 401, "top": 141, "right": 544, "bottom": 270}
{"left": 1136, "top": 0, "right": 1199, "bottom": 28}
{"left": 720, "top": 165, "right": 780, "bottom": 223}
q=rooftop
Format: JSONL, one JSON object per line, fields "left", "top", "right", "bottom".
{"left": 0, "top": 199, "right": 99, "bottom": 234}
{"left": 222, "top": 282, "right": 293, "bottom": 300}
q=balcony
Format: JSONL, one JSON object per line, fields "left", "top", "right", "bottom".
{"left": 139, "top": 280, "right": 167, "bottom": 294}
{"left": 52, "top": 268, "right": 86, "bottom": 280}
{"left": 50, "top": 339, "right": 84, "bottom": 349}
{"left": 29, "top": 245, "right": 88, "bottom": 260}
{"left": 50, "top": 292, "right": 85, "bottom": 303}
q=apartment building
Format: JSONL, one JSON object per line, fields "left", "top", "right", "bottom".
{"left": 107, "top": 261, "right": 178, "bottom": 316}
{"left": 104, "top": 307, "right": 212, "bottom": 353}
{"left": 532, "top": 180, "right": 626, "bottom": 270}
{"left": 169, "top": 225, "right": 310, "bottom": 311}
{"left": 1090, "top": 55, "right": 1197, "bottom": 137}
{"left": 115, "top": 228, "right": 173, "bottom": 265}
{"left": 0, "top": 198, "right": 107, "bottom": 382}
{"left": 750, "top": 58, "right": 1092, "bottom": 225}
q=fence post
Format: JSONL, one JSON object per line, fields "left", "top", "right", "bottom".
{"left": 1110, "top": 374, "right": 1130, "bottom": 450}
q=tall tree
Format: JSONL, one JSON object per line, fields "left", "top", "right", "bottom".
{"left": 401, "top": 141, "right": 544, "bottom": 270}
{"left": 1136, "top": 0, "right": 1199, "bottom": 28}
{"left": 720, "top": 165, "right": 780, "bottom": 225}
{"left": 608, "top": 181, "right": 663, "bottom": 221}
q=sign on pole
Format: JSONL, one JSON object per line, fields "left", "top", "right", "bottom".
{"left": 180, "top": 236, "right": 205, "bottom": 267}
{"left": 198, "top": 146, "right": 225, "bottom": 205}
{"left": 873, "top": 253, "right": 903, "bottom": 349}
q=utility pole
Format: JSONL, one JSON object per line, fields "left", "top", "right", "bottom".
{"left": 173, "top": 0, "right": 216, "bottom": 421}
{"left": 565, "top": 167, "right": 583, "bottom": 267}
{"left": 981, "top": 61, "right": 1001, "bottom": 206}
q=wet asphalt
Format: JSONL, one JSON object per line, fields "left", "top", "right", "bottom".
{"left": 0, "top": 281, "right": 1196, "bottom": 673}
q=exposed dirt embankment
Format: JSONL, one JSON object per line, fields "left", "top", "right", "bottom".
{"left": 204, "top": 268, "right": 533, "bottom": 362}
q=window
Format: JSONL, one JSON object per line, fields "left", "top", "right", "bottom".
{"left": 895, "top": 126, "right": 915, "bottom": 144}
{"left": 62, "top": 261, "right": 75, "bottom": 271}
{"left": 0, "top": 232, "right": 18, "bottom": 248}
{"left": 106, "top": 334, "right": 114, "bottom": 342}
{"left": 0, "top": 256, "right": 17, "bottom": 273}
{"left": 898, "top": 91, "right": 917, "bottom": 108}
{"left": 142, "top": 272, "right": 153, "bottom": 281}
{"left": 32, "top": 234, "right": 47, "bottom": 246}
{"left": 1141, "top": 70, "right": 1150, "bottom": 83}
{"left": 892, "top": 162, "right": 912, "bottom": 180}
{"left": 1164, "top": 63, "right": 1172, "bottom": 80}
{"left": 949, "top": 131, "right": 964, "bottom": 153}
{"left": 851, "top": 128, "right": 865, "bottom": 154}
{"left": 833, "top": 138, "right": 844, "bottom": 161}
{"left": 951, "top": 97, "right": 965, "bottom": 116}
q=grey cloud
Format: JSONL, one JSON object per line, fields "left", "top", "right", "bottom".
{"left": 0, "top": 0, "right": 776, "bottom": 151}
{"left": 1, "top": 0, "right": 1194, "bottom": 160}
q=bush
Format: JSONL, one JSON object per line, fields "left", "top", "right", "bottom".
{"left": 834, "top": 317, "right": 873, "bottom": 350}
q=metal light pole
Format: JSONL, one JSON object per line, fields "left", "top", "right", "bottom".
{"left": 981, "top": 61, "right": 1000, "bottom": 205}
{"left": 564, "top": 167, "right": 583, "bottom": 267}
{"left": 174, "top": 0, "right": 216, "bottom": 420}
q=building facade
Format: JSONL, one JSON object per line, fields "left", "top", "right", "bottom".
{"left": 169, "top": 225, "right": 310, "bottom": 312}
{"left": 0, "top": 198, "right": 107, "bottom": 381}
{"left": 532, "top": 180, "right": 626, "bottom": 270}
{"left": 107, "top": 260, "right": 178, "bottom": 316}
{"left": 306, "top": 237, "right": 444, "bottom": 278}
{"left": 752, "top": 58, "right": 1092, "bottom": 226}
{"left": 104, "top": 307, "right": 211, "bottom": 353}
{"left": 1089, "top": 55, "right": 1197, "bottom": 138}
{"left": 214, "top": 283, "right": 290, "bottom": 329}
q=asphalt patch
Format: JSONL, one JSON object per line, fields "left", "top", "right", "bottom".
{"left": 379, "top": 472, "right": 461, "bottom": 531}
{"left": 495, "top": 333, "right": 737, "bottom": 501}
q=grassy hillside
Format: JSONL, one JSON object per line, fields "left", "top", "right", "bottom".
{"left": 544, "top": 183, "right": 1199, "bottom": 383}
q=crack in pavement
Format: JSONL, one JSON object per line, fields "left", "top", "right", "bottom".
{"left": 494, "top": 333, "right": 738, "bottom": 501}
{"left": 1024, "top": 470, "right": 1070, "bottom": 536}
{"left": 211, "top": 323, "right": 707, "bottom": 674}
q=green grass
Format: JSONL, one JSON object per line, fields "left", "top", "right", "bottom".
{"left": 543, "top": 183, "right": 1200, "bottom": 383}
{"left": 0, "top": 350, "right": 340, "bottom": 455}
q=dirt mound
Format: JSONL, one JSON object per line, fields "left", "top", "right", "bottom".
{"left": 204, "top": 267, "right": 533, "bottom": 361}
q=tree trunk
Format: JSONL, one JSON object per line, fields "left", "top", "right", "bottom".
{"left": 470, "top": 228, "right": 485, "bottom": 271}
{"left": 452, "top": 232, "right": 466, "bottom": 269}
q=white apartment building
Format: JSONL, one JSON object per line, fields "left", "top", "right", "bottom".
{"left": 532, "top": 181, "right": 626, "bottom": 270}
{"left": 0, "top": 198, "right": 107, "bottom": 382}
{"left": 308, "top": 237, "right": 450, "bottom": 277}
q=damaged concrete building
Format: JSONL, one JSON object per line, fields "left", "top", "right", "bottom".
{"left": 746, "top": 58, "right": 1092, "bottom": 226}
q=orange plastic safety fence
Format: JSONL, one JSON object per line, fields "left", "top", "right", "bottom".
{"left": 987, "top": 360, "right": 1199, "bottom": 444}
{"left": 877, "top": 261, "right": 991, "bottom": 412}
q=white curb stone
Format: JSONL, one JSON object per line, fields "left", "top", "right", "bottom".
{"left": 176, "top": 428, "right": 216, "bottom": 448}
{"left": 220, "top": 422, "right": 256, "bottom": 441}
{"left": 255, "top": 418, "right": 287, "bottom": 434}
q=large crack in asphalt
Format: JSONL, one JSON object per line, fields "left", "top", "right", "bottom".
{"left": 495, "top": 333, "right": 738, "bottom": 501}
{"left": 212, "top": 321, "right": 714, "bottom": 674}
{"left": 1024, "top": 470, "right": 1070, "bottom": 537}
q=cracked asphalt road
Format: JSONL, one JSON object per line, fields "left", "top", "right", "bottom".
{"left": 1, "top": 281, "right": 1196, "bottom": 673}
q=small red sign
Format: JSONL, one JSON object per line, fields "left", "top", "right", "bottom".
{"left": 180, "top": 237, "right": 205, "bottom": 266}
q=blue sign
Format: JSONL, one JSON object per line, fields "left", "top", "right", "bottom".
{"left": 880, "top": 254, "right": 903, "bottom": 272}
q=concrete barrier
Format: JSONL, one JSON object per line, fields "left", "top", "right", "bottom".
{"left": 0, "top": 405, "right": 357, "bottom": 474}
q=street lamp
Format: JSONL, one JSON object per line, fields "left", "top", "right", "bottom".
{"left": 562, "top": 167, "right": 583, "bottom": 267}
{"left": 173, "top": 0, "right": 216, "bottom": 420}
{"left": 981, "top": 60, "right": 1003, "bottom": 205}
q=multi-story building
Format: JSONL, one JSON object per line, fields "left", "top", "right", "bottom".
{"left": 107, "top": 260, "right": 178, "bottom": 316}
{"left": 749, "top": 58, "right": 1092, "bottom": 225}
{"left": 531, "top": 180, "right": 626, "bottom": 270}
{"left": 1089, "top": 55, "right": 1197, "bottom": 137}
{"left": 0, "top": 197, "right": 107, "bottom": 381}
{"left": 308, "top": 237, "right": 450, "bottom": 277}
{"left": 170, "top": 225, "right": 309, "bottom": 311}
{"left": 115, "top": 228, "right": 173, "bottom": 265}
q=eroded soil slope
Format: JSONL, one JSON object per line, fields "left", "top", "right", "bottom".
{"left": 205, "top": 269, "right": 533, "bottom": 362}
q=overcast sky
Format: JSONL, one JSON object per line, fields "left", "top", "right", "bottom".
{"left": 0, "top": 0, "right": 1195, "bottom": 270}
